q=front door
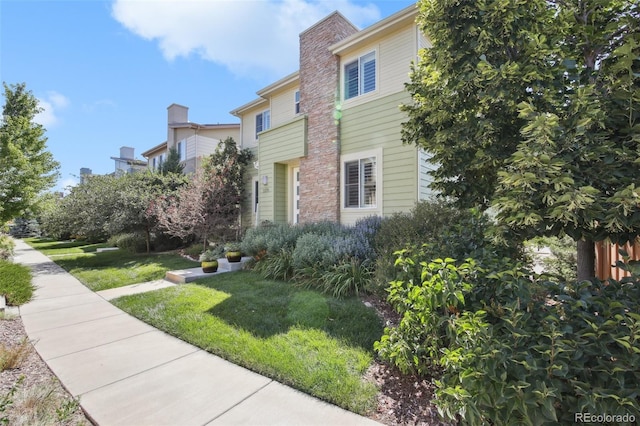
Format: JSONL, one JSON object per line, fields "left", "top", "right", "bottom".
{"left": 292, "top": 167, "right": 300, "bottom": 224}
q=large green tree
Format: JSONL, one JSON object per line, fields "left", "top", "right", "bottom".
{"left": 40, "top": 172, "right": 186, "bottom": 250}
{"left": 0, "top": 82, "right": 60, "bottom": 224}
{"left": 403, "top": 0, "right": 639, "bottom": 280}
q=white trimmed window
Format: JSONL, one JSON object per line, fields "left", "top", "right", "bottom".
{"left": 344, "top": 156, "right": 377, "bottom": 208}
{"left": 152, "top": 154, "right": 165, "bottom": 170}
{"left": 294, "top": 90, "right": 300, "bottom": 114}
{"left": 177, "top": 140, "right": 186, "bottom": 161}
{"left": 344, "top": 51, "right": 376, "bottom": 100}
{"left": 255, "top": 110, "right": 271, "bottom": 139}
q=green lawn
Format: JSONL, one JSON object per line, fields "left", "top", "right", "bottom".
{"left": 25, "top": 238, "right": 198, "bottom": 291}
{"left": 24, "top": 237, "right": 109, "bottom": 255}
{"left": 112, "top": 271, "right": 383, "bottom": 414}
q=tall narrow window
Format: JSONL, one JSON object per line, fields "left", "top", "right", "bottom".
{"left": 344, "top": 51, "right": 376, "bottom": 100}
{"left": 344, "top": 157, "right": 376, "bottom": 208}
{"left": 255, "top": 110, "right": 271, "bottom": 139}
{"left": 177, "top": 140, "right": 186, "bottom": 161}
{"left": 294, "top": 90, "right": 300, "bottom": 114}
{"left": 255, "top": 113, "right": 263, "bottom": 138}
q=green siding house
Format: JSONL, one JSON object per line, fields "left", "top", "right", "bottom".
{"left": 231, "top": 5, "right": 433, "bottom": 228}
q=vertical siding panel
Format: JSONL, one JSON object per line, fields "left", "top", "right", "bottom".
{"left": 595, "top": 239, "right": 640, "bottom": 280}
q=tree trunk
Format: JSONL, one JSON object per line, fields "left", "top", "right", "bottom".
{"left": 577, "top": 239, "right": 596, "bottom": 282}
{"left": 145, "top": 228, "right": 151, "bottom": 254}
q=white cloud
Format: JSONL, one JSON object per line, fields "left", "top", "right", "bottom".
{"left": 35, "top": 91, "right": 70, "bottom": 127}
{"left": 82, "top": 99, "right": 117, "bottom": 113}
{"left": 111, "top": 0, "right": 380, "bottom": 79}
{"left": 57, "top": 177, "right": 79, "bottom": 195}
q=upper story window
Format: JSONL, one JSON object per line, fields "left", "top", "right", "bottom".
{"left": 344, "top": 51, "right": 376, "bottom": 100}
{"left": 177, "top": 140, "right": 186, "bottom": 161}
{"left": 256, "top": 110, "right": 271, "bottom": 139}
{"left": 152, "top": 153, "right": 165, "bottom": 170}
{"left": 294, "top": 90, "right": 300, "bottom": 114}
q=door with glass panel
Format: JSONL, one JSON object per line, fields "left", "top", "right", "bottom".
{"left": 292, "top": 167, "right": 300, "bottom": 224}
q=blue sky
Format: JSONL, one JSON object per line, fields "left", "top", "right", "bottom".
{"left": 1, "top": 0, "right": 416, "bottom": 192}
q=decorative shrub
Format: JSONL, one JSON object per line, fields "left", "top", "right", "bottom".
{"left": 372, "top": 199, "right": 518, "bottom": 292}
{"left": 253, "top": 248, "right": 295, "bottom": 281}
{"left": 375, "top": 248, "right": 640, "bottom": 425}
{"left": 0, "top": 234, "right": 15, "bottom": 260}
{"left": 318, "top": 258, "right": 374, "bottom": 298}
{"left": 0, "top": 259, "right": 34, "bottom": 305}
{"left": 241, "top": 222, "right": 303, "bottom": 258}
{"left": 151, "top": 232, "right": 183, "bottom": 252}
{"left": 292, "top": 233, "right": 341, "bottom": 271}
{"left": 107, "top": 233, "right": 147, "bottom": 253}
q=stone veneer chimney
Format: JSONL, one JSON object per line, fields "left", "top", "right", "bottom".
{"left": 298, "top": 13, "right": 358, "bottom": 223}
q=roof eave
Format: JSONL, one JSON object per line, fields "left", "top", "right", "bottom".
{"left": 330, "top": 4, "right": 418, "bottom": 55}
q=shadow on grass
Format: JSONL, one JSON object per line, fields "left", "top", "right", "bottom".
{"left": 196, "top": 271, "right": 382, "bottom": 352}
{"left": 52, "top": 250, "right": 197, "bottom": 271}
{"left": 26, "top": 239, "right": 108, "bottom": 253}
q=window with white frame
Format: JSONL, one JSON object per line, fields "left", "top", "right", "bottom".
{"left": 344, "top": 156, "right": 377, "bottom": 208}
{"left": 255, "top": 110, "right": 271, "bottom": 139}
{"left": 177, "top": 140, "right": 186, "bottom": 161}
{"left": 344, "top": 51, "right": 376, "bottom": 100}
{"left": 294, "top": 90, "right": 300, "bottom": 114}
{"left": 152, "top": 154, "right": 165, "bottom": 170}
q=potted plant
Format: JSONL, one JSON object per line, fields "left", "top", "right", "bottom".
{"left": 225, "top": 242, "right": 243, "bottom": 263}
{"left": 199, "top": 246, "right": 224, "bottom": 273}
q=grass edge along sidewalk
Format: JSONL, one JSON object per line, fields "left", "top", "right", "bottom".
{"left": 26, "top": 238, "right": 385, "bottom": 416}
{"left": 24, "top": 237, "right": 198, "bottom": 291}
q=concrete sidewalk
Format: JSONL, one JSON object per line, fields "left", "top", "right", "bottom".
{"left": 13, "top": 240, "right": 380, "bottom": 426}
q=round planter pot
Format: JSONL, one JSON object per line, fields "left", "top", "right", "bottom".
{"left": 226, "top": 251, "right": 242, "bottom": 263}
{"left": 201, "top": 261, "right": 219, "bottom": 273}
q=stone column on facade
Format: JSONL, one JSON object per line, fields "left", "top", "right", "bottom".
{"left": 298, "top": 13, "right": 358, "bottom": 223}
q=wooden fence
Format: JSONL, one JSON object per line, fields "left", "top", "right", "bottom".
{"left": 595, "top": 239, "right": 640, "bottom": 280}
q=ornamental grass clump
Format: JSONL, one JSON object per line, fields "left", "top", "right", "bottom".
{"left": 0, "top": 260, "right": 34, "bottom": 306}
{"left": 0, "top": 234, "right": 15, "bottom": 260}
{"left": 245, "top": 218, "right": 381, "bottom": 297}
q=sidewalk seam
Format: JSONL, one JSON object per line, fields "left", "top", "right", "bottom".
{"left": 77, "top": 348, "right": 201, "bottom": 397}
{"left": 19, "top": 298, "right": 105, "bottom": 315}
{"left": 42, "top": 329, "right": 157, "bottom": 362}
{"left": 201, "top": 379, "right": 274, "bottom": 426}
{"left": 20, "top": 310, "right": 125, "bottom": 334}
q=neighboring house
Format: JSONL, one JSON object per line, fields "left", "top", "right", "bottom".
{"left": 110, "top": 146, "right": 148, "bottom": 175}
{"left": 231, "top": 5, "right": 432, "bottom": 228}
{"left": 141, "top": 142, "right": 167, "bottom": 173}
{"left": 142, "top": 103, "right": 240, "bottom": 174}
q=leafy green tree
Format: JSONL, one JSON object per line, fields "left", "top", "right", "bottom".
{"left": 0, "top": 82, "right": 60, "bottom": 224}
{"left": 402, "top": 0, "right": 554, "bottom": 209}
{"left": 39, "top": 172, "right": 186, "bottom": 250}
{"left": 160, "top": 147, "right": 184, "bottom": 175}
{"left": 203, "top": 137, "right": 253, "bottom": 196}
{"left": 403, "top": 0, "right": 639, "bottom": 280}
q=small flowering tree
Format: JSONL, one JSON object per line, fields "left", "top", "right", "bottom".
{"left": 151, "top": 137, "right": 252, "bottom": 250}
